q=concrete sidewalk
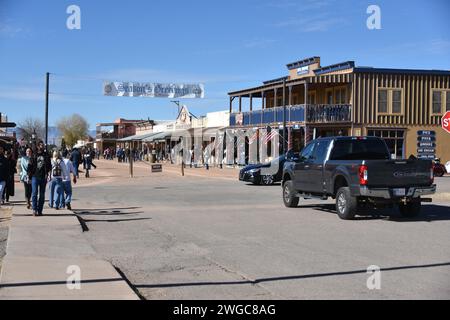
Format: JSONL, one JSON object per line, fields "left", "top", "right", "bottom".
{"left": 0, "top": 206, "right": 139, "bottom": 300}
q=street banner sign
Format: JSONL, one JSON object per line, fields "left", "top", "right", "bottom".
{"left": 442, "top": 111, "right": 450, "bottom": 134}
{"left": 103, "top": 81, "right": 204, "bottom": 99}
{"left": 151, "top": 164, "right": 162, "bottom": 173}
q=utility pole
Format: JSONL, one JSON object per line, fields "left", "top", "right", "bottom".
{"left": 45, "top": 72, "right": 50, "bottom": 146}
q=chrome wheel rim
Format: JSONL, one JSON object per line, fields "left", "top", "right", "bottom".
{"left": 284, "top": 185, "right": 291, "bottom": 203}
{"left": 337, "top": 193, "right": 346, "bottom": 214}
{"left": 262, "top": 175, "right": 273, "bottom": 185}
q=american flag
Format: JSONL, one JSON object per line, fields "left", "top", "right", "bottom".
{"left": 248, "top": 131, "right": 258, "bottom": 144}
{"left": 263, "top": 130, "right": 278, "bottom": 144}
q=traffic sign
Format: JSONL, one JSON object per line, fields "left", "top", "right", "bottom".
{"left": 442, "top": 111, "right": 450, "bottom": 134}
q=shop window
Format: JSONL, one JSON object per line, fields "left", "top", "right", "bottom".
{"left": 308, "top": 92, "right": 316, "bottom": 104}
{"left": 432, "top": 90, "right": 450, "bottom": 114}
{"left": 326, "top": 90, "right": 333, "bottom": 104}
{"left": 367, "top": 129, "right": 405, "bottom": 159}
{"left": 392, "top": 90, "right": 402, "bottom": 114}
{"left": 378, "top": 88, "right": 404, "bottom": 114}
{"left": 447, "top": 91, "right": 450, "bottom": 111}
{"left": 432, "top": 91, "right": 442, "bottom": 114}
{"left": 378, "top": 90, "right": 388, "bottom": 113}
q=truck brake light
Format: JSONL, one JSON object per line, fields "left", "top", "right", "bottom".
{"left": 431, "top": 164, "right": 434, "bottom": 184}
{"left": 359, "top": 165, "right": 368, "bottom": 185}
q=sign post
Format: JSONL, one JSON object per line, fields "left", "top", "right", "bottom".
{"left": 417, "top": 130, "right": 436, "bottom": 160}
{"left": 442, "top": 111, "right": 450, "bottom": 134}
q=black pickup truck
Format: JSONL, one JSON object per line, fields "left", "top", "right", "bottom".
{"left": 282, "top": 136, "right": 436, "bottom": 220}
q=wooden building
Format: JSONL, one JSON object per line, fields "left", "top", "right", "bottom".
{"left": 228, "top": 57, "right": 450, "bottom": 162}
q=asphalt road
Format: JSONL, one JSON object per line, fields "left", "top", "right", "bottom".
{"left": 66, "top": 161, "right": 450, "bottom": 299}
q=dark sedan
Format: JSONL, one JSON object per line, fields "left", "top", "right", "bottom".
{"left": 239, "top": 155, "right": 286, "bottom": 185}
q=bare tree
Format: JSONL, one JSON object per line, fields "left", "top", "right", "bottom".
{"left": 57, "top": 114, "right": 89, "bottom": 147}
{"left": 17, "top": 117, "right": 45, "bottom": 142}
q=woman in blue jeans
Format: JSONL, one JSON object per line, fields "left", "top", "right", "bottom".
{"left": 27, "top": 141, "right": 52, "bottom": 216}
{"left": 49, "top": 151, "right": 65, "bottom": 210}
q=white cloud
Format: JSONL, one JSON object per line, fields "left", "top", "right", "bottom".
{"left": 0, "top": 20, "right": 29, "bottom": 38}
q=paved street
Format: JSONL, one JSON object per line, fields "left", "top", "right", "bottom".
{"left": 44, "top": 159, "right": 450, "bottom": 300}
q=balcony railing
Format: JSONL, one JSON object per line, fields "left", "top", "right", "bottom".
{"left": 97, "top": 132, "right": 119, "bottom": 140}
{"left": 306, "top": 104, "right": 351, "bottom": 123}
{"left": 230, "top": 104, "right": 351, "bottom": 127}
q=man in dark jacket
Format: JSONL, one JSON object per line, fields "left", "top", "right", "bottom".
{"left": 27, "top": 141, "right": 51, "bottom": 216}
{"left": 0, "top": 146, "right": 8, "bottom": 205}
{"left": 70, "top": 148, "right": 81, "bottom": 178}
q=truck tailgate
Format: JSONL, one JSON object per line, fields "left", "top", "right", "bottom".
{"left": 365, "top": 159, "right": 432, "bottom": 187}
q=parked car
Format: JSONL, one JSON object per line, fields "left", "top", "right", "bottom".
{"left": 433, "top": 158, "right": 447, "bottom": 177}
{"left": 239, "top": 155, "right": 287, "bottom": 185}
{"left": 282, "top": 136, "right": 436, "bottom": 220}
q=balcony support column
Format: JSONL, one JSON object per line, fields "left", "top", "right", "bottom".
{"left": 288, "top": 86, "right": 292, "bottom": 106}
{"left": 304, "top": 81, "right": 308, "bottom": 105}
{"left": 274, "top": 88, "right": 277, "bottom": 108}
{"left": 261, "top": 91, "right": 265, "bottom": 110}
{"left": 249, "top": 93, "right": 253, "bottom": 112}
{"left": 239, "top": 96, "right": 242, "bottom": 113}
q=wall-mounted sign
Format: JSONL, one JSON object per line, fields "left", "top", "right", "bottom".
{"left": 417, "top": 136, "right": 436, "bottom": 142}
{"left": 235, "top": 113, "right": 243, "bottom": 126}
{"left": 297, "top": 66, "right": 309, "bottom": 76}
{"left": 417, "top": 142, "right": 436, "bottom": 148}
{"left": 417, "top": 130, "right": 436, "bottom": 159}
{"left": 103, "top": 81, "right": 204, "bottom": 99}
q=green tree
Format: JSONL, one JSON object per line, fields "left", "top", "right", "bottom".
{"left": 57, "top": 114, "right": 89, "bottom": 147}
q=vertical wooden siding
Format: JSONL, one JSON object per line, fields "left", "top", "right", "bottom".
{"left": 353, "top": 72, "right": 450, "bottom": 126}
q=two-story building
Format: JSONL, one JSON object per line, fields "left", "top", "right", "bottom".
{"left": 228, "top": 57, "right": 450, "bottom": 163}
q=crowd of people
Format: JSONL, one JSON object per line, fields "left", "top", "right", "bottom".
{"left": 0, "top": 141, "right": 99, "bottom": 216}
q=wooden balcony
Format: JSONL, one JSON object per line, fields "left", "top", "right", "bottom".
{"left": 229, "top": 104, "right": 352, "bottom": 127}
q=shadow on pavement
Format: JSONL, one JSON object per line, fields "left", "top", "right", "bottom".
{"left": 81, "top": 217, "right": 151, "bottom": 223}
{"left": 133, "top": 261, "right": 450, "bottom": 289}
{"left": 0, "top": 277, "right": 123, "bottom": 288}
{"left": 298, "top": 203, "right": 450, "bottom": 222}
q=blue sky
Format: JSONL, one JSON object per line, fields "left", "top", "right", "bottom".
{"left": 0, "top": 0, "right": 449, "bottom": 130}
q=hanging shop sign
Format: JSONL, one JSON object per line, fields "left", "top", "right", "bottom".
{"left": 103, "top": 81, "right": 204, "bottom": 99}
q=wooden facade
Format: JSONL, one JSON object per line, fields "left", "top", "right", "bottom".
{"left": 228, "top": 58, "right": 450, "bottom": 162}
{"left": 353, "top": 72, "right": 450, "bottom": 126}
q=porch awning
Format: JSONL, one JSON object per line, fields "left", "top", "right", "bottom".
{"left": 142, "top": 131, "right": 171, "bottom": 143}
{"left": 117, "top": 132, "right": 155, "bottom": 142}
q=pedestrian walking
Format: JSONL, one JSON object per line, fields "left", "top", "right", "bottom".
{"left": 0, "top": 146, "right": 8, "bottom": 206}
{"left": 27, "top": 141, "right": 52, "bottom": 216}
{"left": 70, "top": 148, "right": 81, "bottom": 178}
{"left": 2, "top": 150, "right": 16, "bottom": 204}
{"left": 90, "top": 148, "right": 97, "bottom": 169}
{"left": 83, "top": 150, "right": 92, "bottom": 178}
{"left": 49, "top": 151, "right": 65, "bottom": 210}
{"left": 19, "top": 147, "right": 33, "bottom": 209}
{"left": 62, "top": 154, "right": 77, "bottom": 210}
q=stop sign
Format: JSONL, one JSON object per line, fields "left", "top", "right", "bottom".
{"left": 443, "top": 111, "right": 450, "bottom": 134}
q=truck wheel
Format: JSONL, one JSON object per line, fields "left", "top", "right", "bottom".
{"left": 335, "top": 187, "right": 357, "bottom": 220}
{"left": 398, "top": 200, "right": 421, "bottom": 218}
{"left": 283, "top": 181, "right": 299, "bottom": 208}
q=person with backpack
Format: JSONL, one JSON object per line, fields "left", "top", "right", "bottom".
{"left": 27, "top": 141, "right": 52, "bottom": 216}
{"left": 49, "top": 151, "right": 66, "bottom": 210}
